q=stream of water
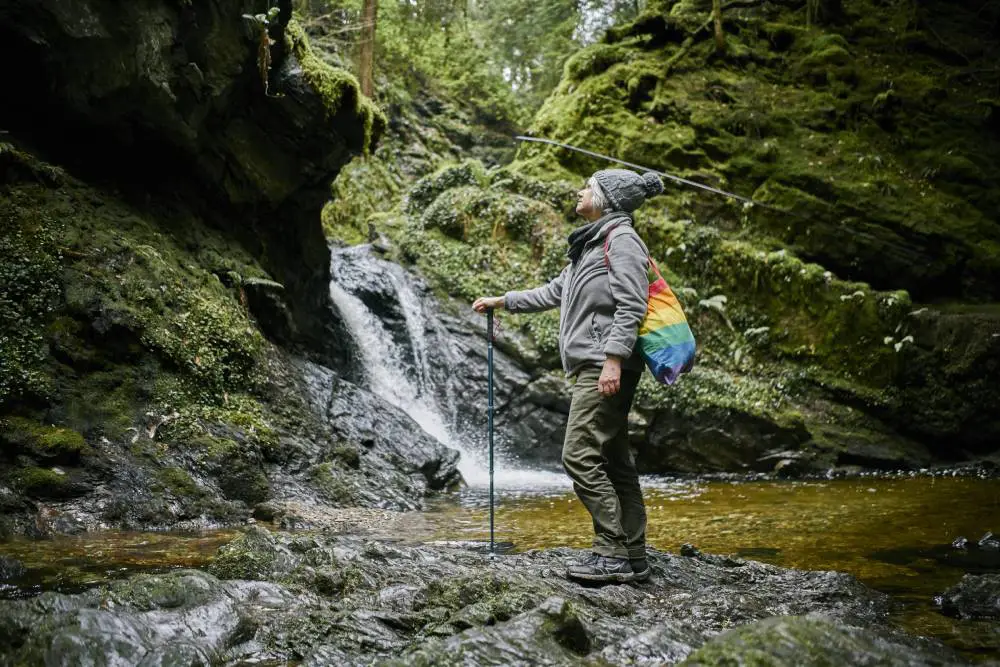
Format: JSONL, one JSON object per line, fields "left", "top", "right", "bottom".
{"left": 327, "top": 245, "right": 567, "bottom": 491}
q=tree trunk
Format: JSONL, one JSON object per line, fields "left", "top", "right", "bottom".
{"left": 712, "top": 0, "right": 725, "bottom": 51}
{"left": 359, "top": 0, "right": 378, "bottom": 99}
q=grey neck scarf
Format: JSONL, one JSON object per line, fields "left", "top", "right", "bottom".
{"left": 566, "top": 212, "right": 629, "bottom": 264}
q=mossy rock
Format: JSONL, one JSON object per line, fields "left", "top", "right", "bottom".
{"left": 420, "top": 186, "right": 563, "bottom": 245}
{"left": 330, "top": 443, "right": 361, "bottom": 470}
{"left": 762, "top": 23, "right": 806, "bottom": 51}
{"left": 217, "top": 461, "right": 270, "bottom": 506}
{"left": 155, "top": 466, "right": 203, "bottom": 499}
{"left": 12, "top": 467, "right": 76, "bottom": 499}
{"left": 563, "top": 42, "right": 634, "bottom": 82}
{"left": 108, "top": 570, "right": 216, "bottom": 611}
{"left": 307, "top": 462, "right": 358, "bottom": 505}
{"left": 680, "top": 615, "right": 963, "bottom": 666}
{"left": 0, "top": 417, "right": 89, "bottom": 462}
{"left": 286, "top": 20, "right": 386, "bottom": 154}
{"left": 208, "top": 527, "right": 279, "bottom": 581}
{"left": 406, "top": 161, "right": 490, "bottom": 216}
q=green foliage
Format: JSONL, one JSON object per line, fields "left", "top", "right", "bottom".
{"left": 406, "top": 161, "right": 489, "bottom": 216}
{"left": 297, "top": 0, "right": 627, "bottom": 125}
{"left": 0, "top": 192, "right": 62, "bottom": 406}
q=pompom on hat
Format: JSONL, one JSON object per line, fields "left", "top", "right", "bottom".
{"left": 592, "top": 169, "right": 665, "bottom": 212}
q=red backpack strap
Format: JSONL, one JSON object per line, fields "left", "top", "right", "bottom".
{"left": 603, "top": 222, "right": 624, "bottom": 268}
{"left": 604, "top": 223, "right": 657, "bottom": 276}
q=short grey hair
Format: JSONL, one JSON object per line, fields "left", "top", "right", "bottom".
{"left": 588, "top": 176, "right": 612, "bottom": 213}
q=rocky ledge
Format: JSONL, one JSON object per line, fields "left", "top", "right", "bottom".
{"left": 0, "top": 528, "right": 972, "bottom": 666}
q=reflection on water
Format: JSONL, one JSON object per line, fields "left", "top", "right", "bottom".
{"left": 0, "top": 530, "right": 237, "bottom": 599}
{"left": 423, "top": 475, "right": 1000, "bottom": 657}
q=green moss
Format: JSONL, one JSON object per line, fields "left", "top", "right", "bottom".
{"left": 286, "top": 20, "right": 386, "bottom": 154}
{"left": 322, "top": 152, "right": 403, "bottom": 245}
{"left": 0, "top": 142, "right": 65, "bottom": 186}
{"left": 308, "top": 462, "right": 358, "bottom": 505}
{"left": 156, "top": 466, "right": 202, "bottom": 498}
{"left": 331, "top": 443, "right": 361, "bottom": 469}
{"left": 208, "top": 527, "right": 277, "bottom": 580}
{"left": 217, "top": 461, "right": 270, "bottom": 505}
{"left": 406, "top": 161, "right": 490, "bottom": 216}
{"left": 13, "top": 467, "right": 71, "bottom": 498}
{"left": 0, "top": 417, "right": 88, "bottom": 461}
{"left": 562, "top": 42, "right": 633, "bottom": 82}
{"left": 107, "top": 571, "right": 215, "bottom": 611}
{"left": 420, "top": 575, "right": 536, "bottom": 627}
{"left": 156, "top": 391, "right": 277, "bottom": 459}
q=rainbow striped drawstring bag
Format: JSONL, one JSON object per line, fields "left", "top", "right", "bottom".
{"left": 605, "top": 234, "right": 696, "bottom": 385}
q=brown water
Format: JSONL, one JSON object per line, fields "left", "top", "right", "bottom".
{"left": 0, "top": 529, "right": 237, "bottom": 598}
{"left": 0, "top": 475, "right": 997, "bottom": 656}
{"left": 423, "top": 475, "right": 1000, "bottom": 657}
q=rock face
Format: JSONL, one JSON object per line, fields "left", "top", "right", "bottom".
{"left": 0, "top": 0, "right": 383, "bottom": 359}
{"left": 0, "top": 529, "right": 974, "bottom": 666}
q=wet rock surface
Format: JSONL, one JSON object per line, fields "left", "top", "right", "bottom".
{"left": 940, "top": 574, "right": 1000, "bottom": 621}
{"left": 681, "top": 615, "right": 965, "bottom": 667}
{"left": 0, "top": 528, "right": 975, "bottom": 666}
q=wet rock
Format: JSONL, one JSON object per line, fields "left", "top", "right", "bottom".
{"left": 326, "top": 380, "right": 461, "bottom": 494}
{"left": 891, "top": 307, "right": 1000, "bottom": 457}
{"left": 242, "top": 278, "right": 297, "bottom": 346}
{"left": 638, "top": 406, "right": 811, "bottom": 474}
{"left": 207, "top": 526, "right": 297, "bottom": 582}
{"left": 0, "top": 556, "right": 25, "bottom": 580}
{"left": 939, "top": 574, "right": 1000, "bottom": 620}
{"left": 680, "top": 615, "right": 966, "bottom": 666}
{"left": 0, "top": 532, "right": 974, "bottom": 665}
{"left": 495, "top": 373, "right": 573, "bottom": 465}
{"left": 0, "top": 569, "right": 308, "bottom": 666}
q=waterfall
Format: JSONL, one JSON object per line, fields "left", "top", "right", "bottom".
{"left": 328, "top": 246, "right": 567, "bottom": 491}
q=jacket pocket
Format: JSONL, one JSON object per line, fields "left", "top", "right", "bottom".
{"left": 590, "top": 313, "right": 603, "bottom": 347}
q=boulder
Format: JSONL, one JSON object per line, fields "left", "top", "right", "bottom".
{"left": 940, "top": 574, "right": 1000, "bottom": 620}
{"left": 681, "top": 615, "right": 966, "bottom": 666}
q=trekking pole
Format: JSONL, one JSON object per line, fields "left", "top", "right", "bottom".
{"left": 486, "top": 307, "right": 495, "bottom": 558}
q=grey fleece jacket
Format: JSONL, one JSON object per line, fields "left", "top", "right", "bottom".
{"left": 504, "top": 213, "right": 649, "bottom": 377}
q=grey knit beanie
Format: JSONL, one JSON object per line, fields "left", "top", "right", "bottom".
{"left": 592, "top": 169, "right": 665, "bottom": 212}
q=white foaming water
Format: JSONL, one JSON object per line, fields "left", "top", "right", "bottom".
{"left": 329, "top": 250, "right": 567, "bottom": 491}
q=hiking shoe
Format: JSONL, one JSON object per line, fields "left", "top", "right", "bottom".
{"left": 567, "top": 555, "right": 634, "bottom": 583}
{"left": 569, "top": 552, "right": 601, "bottom": 567}
{"left": 630, "top": 557, "right": 651, "bottom": 582}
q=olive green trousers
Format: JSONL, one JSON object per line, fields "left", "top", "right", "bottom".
{"left": 562, "top": 366, "right": 646, "bottom": 559}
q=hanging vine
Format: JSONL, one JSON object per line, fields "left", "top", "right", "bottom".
{"left": 242, "top": 5, "right": 283, "bottom": 97}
